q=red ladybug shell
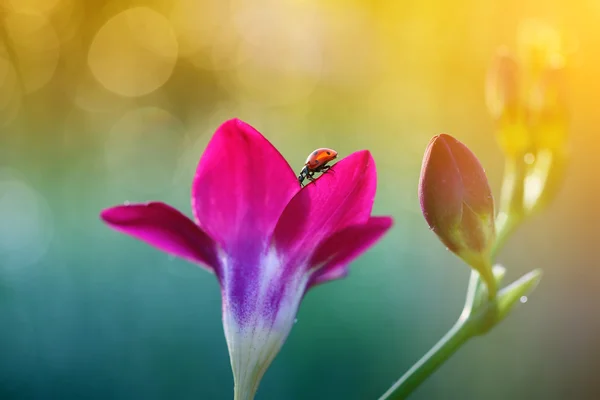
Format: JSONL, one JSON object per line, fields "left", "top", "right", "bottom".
{"left": 305, "top": 148, "right": 338, "bottom": 170}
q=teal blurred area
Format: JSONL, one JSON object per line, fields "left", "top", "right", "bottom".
{"left": 1, "top": 0, "right": 600, "bottom": 399}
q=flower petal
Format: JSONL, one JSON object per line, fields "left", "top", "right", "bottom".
{"left": 191, "top": 119, "right": 299, "bottom": 254}
{"left": 308, "top": 216, "right": 393, "bottom": 287}
{"left": 100, "top": 202, "right": 218, "bottom": 272}
{"left": 272, "top": 150, "right": 377, "bottom": 265}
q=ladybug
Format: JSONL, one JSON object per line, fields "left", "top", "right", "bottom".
{"left": 297, "top": 148, "right": 338, "bottom": 187}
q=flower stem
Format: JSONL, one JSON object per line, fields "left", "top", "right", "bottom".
{"left": 378, "top": 317, "right": 474, "bottom": 400}
{"left": 476, "top": 258, "right": 497, "bottom": 301}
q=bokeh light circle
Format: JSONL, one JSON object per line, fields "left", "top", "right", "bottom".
{"left": 0, "top": 169, "right": 54, "bottom": 270}
{"left": 104, "top": 107, "right": 187, "bottom": 195}
{"left": 88, "top": 7, "right": 179, "bottom": 97}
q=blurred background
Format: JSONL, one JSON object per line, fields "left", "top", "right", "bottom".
{"left": 0, "top": 0, "right": 598, "bottom": 399}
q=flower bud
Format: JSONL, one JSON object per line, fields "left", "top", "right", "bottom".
{"left": 485, "top": 48, "right": 532, "bottom": 156}
{"left": 485, "top": 47, "right": 520, "bottom": 124}
{"left": 419, "top": 134, "right": 496, "bottom": 295}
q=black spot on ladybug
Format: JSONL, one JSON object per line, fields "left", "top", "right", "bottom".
{"left": 326, "top": 151, "right": 331, "bottom": 155}
{"left": 312, "top": 151, "right": 318, "bottom": 156}
{"left": 314, "top": 160, "right": 320, "bottom": 165}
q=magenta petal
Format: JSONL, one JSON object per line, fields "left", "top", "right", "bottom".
{"left": 100, "top": 202, "right": 218, "bottom": 272}
{"left": 308, "top": 216, "right": 393, "bottom": 287}
{"left": 272, "top": 150, "right": 377, "bottom": 264}
{"left": 191, "top": 119, "right": 299, "bottom": 253}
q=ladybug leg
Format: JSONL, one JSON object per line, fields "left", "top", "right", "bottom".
{"left": 307, "top": 171, "right": 316, "bottom": 185}
{"left": 318, "top": 165, "right": 335, "bottom": 180}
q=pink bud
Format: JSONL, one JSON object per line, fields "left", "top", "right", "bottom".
{"left": 419, "top": 134, "right": 496, "bottom": 293}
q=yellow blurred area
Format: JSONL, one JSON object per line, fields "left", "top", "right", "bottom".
{"left": 168, "top": 0, "right": 229, "bottom": 57}
{"left": 0, "top": 0, "right": 591, "bottom": 154}
{"left": 0, "top": 0, "right": 389, "bottom": 110}
{"left": 517, "top": 19, "right": 565, "bottom": 75}
{"left": 88, "top": 7, "right": 179, "bottom": 97}
{"left": 4, "top": 0, "right": 62, "bottom": 14}
{"left": 4, "top": 11, "right": 60, "bottom": 93}
{"left": 0, "top": 50, "right": 21, "bottom": 126}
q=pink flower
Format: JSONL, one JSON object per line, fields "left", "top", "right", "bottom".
{"left": 100, "top": 119, "right": 393, "bottom": 399}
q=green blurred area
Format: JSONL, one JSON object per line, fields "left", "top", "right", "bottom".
{"left": 1, "top": 0, "right": 599, "bottom": 399}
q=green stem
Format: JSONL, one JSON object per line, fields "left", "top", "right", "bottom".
{"left": 378, "top": 318, "right": 474, "bottom": 400}
{"left": 476, "top": 257, "right": 497, "bottom": 301}
{"left": 379, "top": 269, "right": 501, "bottom": 400}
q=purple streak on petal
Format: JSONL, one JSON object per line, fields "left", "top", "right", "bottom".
{"left": 191, "top": 119, "right": 299, "bottom": 255}
{"left": 272, "top": 150, "right": 377, "bottom": 267}
{"left": 100, "top": 202, "right": 218, "bottom": 272}
{"left": 308, "top": 216, "right": 393, "bottom": 288}
{"left": 220, "top": 241, "right": 264, "bottom": 324}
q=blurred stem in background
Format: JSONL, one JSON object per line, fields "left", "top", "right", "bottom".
{"left": 491, "top": 21, "right": 570, "bottom": 258}
{"left": 493, "top": 146, "right": 569, "bottom": 260}
{"left": 492, "top": 154, "right": 527, "bottom": 259}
